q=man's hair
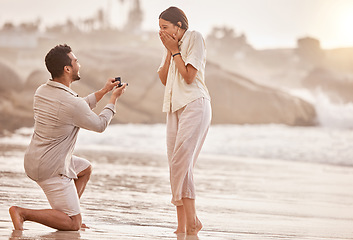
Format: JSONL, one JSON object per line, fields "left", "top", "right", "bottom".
{"left": 159, "top": 6, "right": 188, "bottom": 30}
{"left": 45, "top": 44, "right": 72, "bottom": 79}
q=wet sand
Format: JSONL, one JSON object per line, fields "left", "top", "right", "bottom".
{"left": 1, "top": 143, "right": 353, "bottom": 240}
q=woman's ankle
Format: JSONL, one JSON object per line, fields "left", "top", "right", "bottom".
{"left": 186, "top": 217, "right": 202, "bottom": 235}
{"left": 174, "top": 227, "right": 186, "bottom": 234}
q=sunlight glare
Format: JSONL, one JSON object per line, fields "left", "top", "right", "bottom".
{"left": 337, "top": 4, "right": 353, "bottom": 46}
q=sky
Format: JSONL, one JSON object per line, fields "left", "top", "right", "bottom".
{"left": 0, "top": 0, "right": 353, "bottom": 49}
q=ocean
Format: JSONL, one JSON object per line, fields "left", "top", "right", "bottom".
{"left": 2, "top": 123, "right": 352, "bottom": 167}
{"left": 74, "top": 124, "right": 353, "bottom": 166}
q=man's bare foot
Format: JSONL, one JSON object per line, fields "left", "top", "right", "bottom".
{"left": 186, "top": 217, "right": 202, "bottom": 236}
{"left": 81, "top": 223, "right": 89, "bottom": 229}
{"left": 9, "top": 206, "right": 24, "bottom": 230}
{"left": 9, "top": 230, "right": 23, "bottom": 240}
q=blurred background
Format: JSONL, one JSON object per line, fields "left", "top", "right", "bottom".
{"left": 1, "top": 0, "right": 353, "bottom": 133}
{"left": 1, "top": 2, "right": 353, "bottom": 237}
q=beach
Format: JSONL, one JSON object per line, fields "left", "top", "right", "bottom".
{"left": 1, "top": 0, "right": 353, "bottom": 238}
{"left": 1, "top": 125, "right": 353, "bottom": 240}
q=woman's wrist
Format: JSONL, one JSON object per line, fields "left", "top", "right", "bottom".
{"left": 172, "top": 52, "right": 181, "bottom": 58}
{"left": 170, "top": 47, "right": 180, "bottom": 55}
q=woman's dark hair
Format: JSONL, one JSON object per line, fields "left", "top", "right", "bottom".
{"left": 159, "top": 6, "right": 188, "bottom": 30}
{"left": 45, "top": 44, "right": 72, "bottom": 79}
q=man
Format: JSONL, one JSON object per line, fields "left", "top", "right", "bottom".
{"left": 9, "top": 44, "right": 127, "bottom": 231}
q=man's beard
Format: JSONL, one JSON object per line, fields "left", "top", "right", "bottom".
{"left": 72, "top": 72, "right": 81, "bottom": 81}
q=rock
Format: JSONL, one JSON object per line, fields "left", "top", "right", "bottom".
{"left": 206, "top": 62, "right": 316, "bottom": 125}
{"left": 0, "top": 47, "right": 317, "bottom": 134}
{"left": 0, "top": 61, "right": 23, "bottom": 91}
{"left": 25, "top": 70, "right": 49, "bottom": 90}
{"left": 76, "top": 48, "right": 316, "bottom": 125}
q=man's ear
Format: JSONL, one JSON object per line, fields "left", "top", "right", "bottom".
{"left": 177, "top": 21, "right": 182, "bottom": 28}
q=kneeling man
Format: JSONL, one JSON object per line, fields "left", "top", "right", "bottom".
{"left": 9, "top": 44, "right": 127, "bottom": 231}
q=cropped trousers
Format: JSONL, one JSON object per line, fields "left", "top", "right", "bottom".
{"left": 166, "top": 97, "right": 212, "bottom": 206}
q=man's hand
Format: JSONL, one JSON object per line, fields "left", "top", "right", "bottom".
{"left": 95, "top": 78, "right": 121, "bottom": 103}
{"left": 109, "top": 83, "right": 127, "bottom": 104}
{"left": 103, "top": 78, "right": 120, "bottom": 93}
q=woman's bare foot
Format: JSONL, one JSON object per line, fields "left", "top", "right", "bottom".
{"left": 9, "top": 206, "right": 25, "bottom": 230}
{"left": 174, "top": 228, "right": 186, "bottom": 234}
{"left": 186, "top": 217, "right": 202, "bottom": 235}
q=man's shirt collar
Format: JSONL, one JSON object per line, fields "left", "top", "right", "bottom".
{"left": 46, "top": 79, "right": 78, "bottom": 97}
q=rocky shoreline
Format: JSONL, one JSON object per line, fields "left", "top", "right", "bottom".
{"left": 0, "top": 47, "right": 317, "bottom": 135}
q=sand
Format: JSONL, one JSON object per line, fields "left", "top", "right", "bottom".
{"left": 0, "top": 143, "right": 353, "bottom": 240}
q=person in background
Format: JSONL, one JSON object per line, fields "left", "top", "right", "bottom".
{"left": 9, "top": 44, "right": 127, "bottom": 231}
{"left": 157, "top": 6, "right": 212, "bottom": 236}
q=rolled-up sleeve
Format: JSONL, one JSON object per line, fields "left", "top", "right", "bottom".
{"left": 83, "top": 93, "right": 97, "bottom": 110}
{"left": 184, "top": 32, "right": 205, "bottom": 71}
{"left": 72, "top": 98, "right": 115, "bottom": 133}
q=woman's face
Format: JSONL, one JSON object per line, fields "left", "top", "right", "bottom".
{"left": 159, "top": 18, "right": 179, "bottom": 38}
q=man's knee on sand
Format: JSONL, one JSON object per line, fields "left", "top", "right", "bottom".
{"left": 84, "top": 165, "right": 93, "bottom": 177}
{"left": 78, "top": 165, "right": 93, "bottom": 178}
{"left": 65, "top": 214, "right": 82, "bottom": 231}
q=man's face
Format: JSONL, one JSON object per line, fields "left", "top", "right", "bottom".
{"left": 67, "top": 52, "right": 81, "bottom": 81}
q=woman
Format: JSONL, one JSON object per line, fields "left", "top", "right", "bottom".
{"left": 157, "top": 6, "right": 212, "bottom": 236}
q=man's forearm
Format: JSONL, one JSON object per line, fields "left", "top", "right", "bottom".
{"left": 94, "top": 88, "right": 109, "bottom": 103}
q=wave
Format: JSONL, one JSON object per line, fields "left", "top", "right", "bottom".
{"left": 289, "top": 88, "right": 353, "bottom": 129}
{"left": 77, "top": 124, "right": 353, "bottom": 167}
{"left": 1, "top": 123, "right": 352, "bottom": 167}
